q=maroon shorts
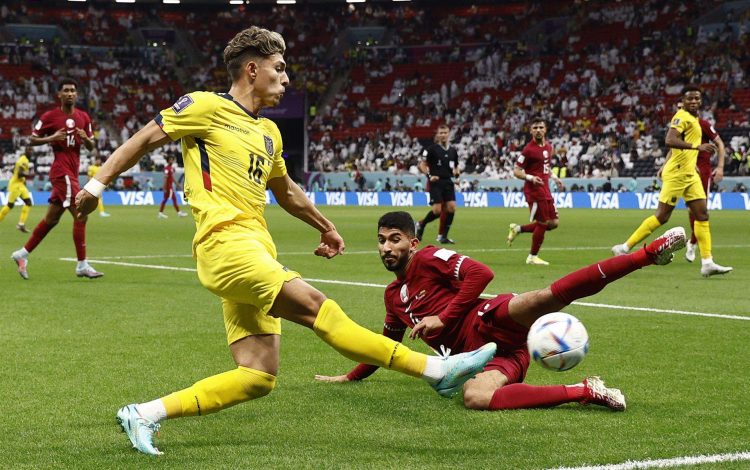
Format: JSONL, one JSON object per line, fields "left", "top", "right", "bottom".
{"left": 527, "top": 197, "right": 558, "bottom": 223}
{"left": 697, "top": 164, "right": 711, "bottom": 194}
{"left": 464, "top": 294, "right": 531, "bottom": 384}
{"left": 49, "top": 174, "right": 80, "bottom": 208}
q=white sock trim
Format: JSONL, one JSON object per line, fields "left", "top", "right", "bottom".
{"left": 422, "top": 356, "right": 444, "bottom": 384}
{"left": 136, "top": 399, "right": 167, "bottom": 423}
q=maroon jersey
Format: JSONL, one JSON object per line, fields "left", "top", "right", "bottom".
{"left": 516, "top": 140, "right": 553, "bottom": 200}
{"left": 697, "top": 119, "right": 719, "bottom": 168}
{"left": 382, "top": 246, "right": 491, "bottom": 353}
{"left": 163, "top": 163, "right": 175, "bottom": 190}
{"left": 32, "top": 108, "right": 93, "bottom": 179}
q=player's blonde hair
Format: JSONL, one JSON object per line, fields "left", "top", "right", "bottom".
{"left": 223, "top": 26, "right": 286, "bottom": 81}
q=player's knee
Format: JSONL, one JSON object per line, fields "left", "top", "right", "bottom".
{"left": 244, "top": 373, "right": 276, "bottom": 399}
{"left": 23, "top": 199, "right": 33, "bottom": 207}
{"left": 546, "top": 220, "right": 558, "bottom": 230}
{"left": 6, "top": 203, "right": 15, "bottom": 209}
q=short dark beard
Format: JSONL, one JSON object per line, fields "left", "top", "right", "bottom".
{"left": 381, "top": 254, "right": 408, "bottom": 272}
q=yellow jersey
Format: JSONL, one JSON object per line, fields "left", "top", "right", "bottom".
{"left": 155, "top": 92, "right": 287, "bottom": 249}
{"left": 88, "top": 164, "right": 100, "bottom": 179}
{"left": 664, "top": 109, "right": 701, "bottom": 177}
{"left": 11, "top": 154, "right": 30, "bottom": 185}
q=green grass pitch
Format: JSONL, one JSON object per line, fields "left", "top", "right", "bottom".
{"left": 1, "top": 205, "right": 748, "bottom": 469}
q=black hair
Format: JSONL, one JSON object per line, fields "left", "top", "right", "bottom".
{"left": 57, "top": 78, "right": 77, "bottom": 91}
{"left": 378, "top": 211, "right": 415, "bottom": 237}
{"left": 682, "top": 85, "right": 702, "bottom": 95}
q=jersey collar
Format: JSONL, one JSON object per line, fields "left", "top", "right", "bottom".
{"left": 216, "top": 92, "right": 259, "bottom": 120}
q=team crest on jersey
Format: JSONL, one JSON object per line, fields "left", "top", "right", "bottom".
{"left": 672, "top": 118, "right": 680, "bottom": 125}
{"left": 172, "top": 95, "right": 194, "bottom": 114}
{"left": 264, "top": 135, "right": 274, "bottom": 156}
{"left": 400, "top": 284, "right": 409, "bottom": 303}
{"left": 65, "top": 118, "right": 75, "bottom": 129}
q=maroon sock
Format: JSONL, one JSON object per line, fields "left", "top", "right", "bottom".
{"left": 73, "top": 220, "right": 86, "bottom": 261}
{"left": 24, "top": 220, "right": 54, "bottom": 253}
{"left": 172, "top": 194, "right": 180, "bottom": 211}
{"left": 519, "top": 223, "right": 536, "bottom": 233}
{"left": 488, "top": 383, "right": 585, "bottom": 410}
{"left": 530, "top": 222, "right": 546, "bottom": 255}
{"left": 550, "top": 250, "right": 651, "bottom": 305}
{"left": 159, "top": 199, "right": 167, "bottom": 212}
{"left": 689, "top": 213, "right": 697, "bottom": 244}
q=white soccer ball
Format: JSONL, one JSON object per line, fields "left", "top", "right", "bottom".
{"left": 527, "top": 312, "right": 589, "bottom": 371}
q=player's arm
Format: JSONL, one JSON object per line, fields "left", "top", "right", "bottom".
{"left": 513, "top": 158, "right": 542, "bottom": 185}
{"left": 315, "top": 321, "right": 406, "bottom": 383}
{"left": 76, "top": 128, "right": 95, "bottom": 151}
{"left": 665, "top": 127, "right": 715, "bottom": 153}
{"left": 410, "top": 256, "right": 494, "bottom": 339}
{"left": 30, "top": 128, "right": 66, "bottom": 146}
{"left": 76, "top": 120, "right": 171, "bottom": 215}
{"left": 712, "top": 135, "right": 725, "bottom": 182}
{"left": 267, "top": 174, "right": 345, "bottom": 258}
{"left": 549, "top": 148, "right": 564, "bottom": 190}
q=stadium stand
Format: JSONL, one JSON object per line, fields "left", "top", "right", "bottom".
{"left": 1, "top": 0, "right": 749, "bottom": 187}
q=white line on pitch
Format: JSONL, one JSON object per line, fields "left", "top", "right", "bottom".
{"left": 87, "top": 243, "right": 750, "bottom": 259}
{"left": 550, "top": 450, "right": 750, "bottom": 470}
{"left": 60, "top": 258, "right": 750, "bottom": 321}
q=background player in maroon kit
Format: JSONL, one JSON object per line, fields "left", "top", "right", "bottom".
{"left": 11, "top": 78, "right": 103, "bottom": 280}
{"left": 678, "top": 105, "right": 725, "bottom": 263}
{"left": 157, "top": 154, "right": 187, "bottom": 219}
{"left": 507, "top": 117, "right": 564, "bottom": 265}
{"left": 316, "top": 211, "right": 688, "bottom": 411}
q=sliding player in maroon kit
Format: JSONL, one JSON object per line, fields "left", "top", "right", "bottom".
{"left": 157, "top": 154, "right": 188, "bottom": 219}
{"left": 317, "top": 211, "right": 688, "bottom": 411}
{"left": 684, "top": 111, "right": 725, "bottom": 262}
{"left": 507, "top": 117, "right": 564, "bottom": 265}
{"left": 11, "top": 78, "right": 103, "bottom": 279}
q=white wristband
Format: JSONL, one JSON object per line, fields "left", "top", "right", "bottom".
{"left": 83, "top": 178, "right": 106, "bottom": 198}
{"left": 525, "top": 174, "right": 534, "bottom": 182}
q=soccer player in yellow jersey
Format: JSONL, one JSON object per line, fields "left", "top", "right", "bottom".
{"left": 86, "top": 156, "right": 110, "bottom": 217}
{"left": 0, "top": 147, "right": 33, "bottom": 232}
{"left": 75, "top": 26, "right": 495, "bottom": 456}
{"left": 611, "top": 86, "right": 732, "bottom": 277}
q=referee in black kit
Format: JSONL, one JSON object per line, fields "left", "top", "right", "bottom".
{"left": 415, "top": 124, "right": 460, "bottom": 244}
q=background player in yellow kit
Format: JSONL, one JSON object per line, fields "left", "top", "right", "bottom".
{"left": 0, "top": 146, "right": 33, "bottom": 232}
{"left": 611, "top": 86, "right": 732, "bottom": 277}
{"left": 86, "top": 156, "right": 110, "bottom": 217}
{"left": 76, "top": 26, "right": 495, "bottom": 456}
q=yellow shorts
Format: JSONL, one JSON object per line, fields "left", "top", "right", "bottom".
{"left": 195, "top": 220, "right": 300, "bottom": 344}
{"left": 7, "top": 181, "right": 30, "bottom": 203}
{"left": 658, "top": 172, "right": 706, "bottom": 206}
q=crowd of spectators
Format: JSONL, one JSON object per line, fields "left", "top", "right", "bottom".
{"left": 1, "top": 0, "right": 750, "bottom": 186}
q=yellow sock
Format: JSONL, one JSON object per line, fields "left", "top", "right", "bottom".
{"left": 19, "top": 205, "right": 30, "bottom": 224}
{"left": 0, "top": 206, "right": 9, "bottom": 222}
{"left": 313, "top": 299, "right": 426, "bottom": 378}
{"left": 98, "top": 199, "right": 105, "bottom": 213}
{"left": 625, "top": 215, "right": 662, "bottom": 249}
{"left": 694, "top": 220, "right": 712, "bottom": 259}
{"left": 161, "top": 366, "right": 276, "bottom": 418}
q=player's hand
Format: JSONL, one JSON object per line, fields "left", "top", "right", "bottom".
{"left": 429, "top": 175, "right": 439, "bottom": 182}
{"left": 555, "top": 179, "right": 564, "bottom": 191}
{"left": 314, "top": 228, "right": 345, "bottom": 259}
{"left": 697, "top": 143, "right": 717, "bottom": 153}
{"left": 530, "top": 175, "right": 543, "bottom": 185}
{"left": 409, "top": 315, "right": 445, "bottom": 340}
{"left": 75, "top": 189, "right": 99, "bottom": 218}
{"left": 712, "top": 167, "right": 724, "bottom": 183}
{"left": 50, "top": 128, "right": 67, "bottom": 142}
{"left": 314, "top": 374, "right": 351, "bottom": 383}
{"left": 657, "top": 167, "right": 664, "bottom": 180}
{"left": 76, "top": 128, "right": 91, "bottom": 142}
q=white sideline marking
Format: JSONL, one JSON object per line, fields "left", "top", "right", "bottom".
{"left": 551, "top": 450, "right": 750, "bottom": 470}
{"left": 89, "top": 243, "right": 750, "bottom": 259}
{"left": 60, "top": 258, "right": 750, "bottom": 321}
